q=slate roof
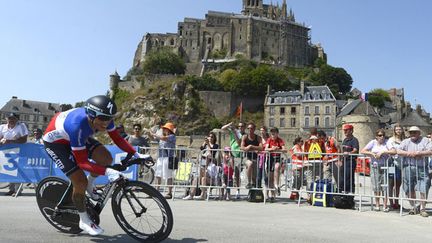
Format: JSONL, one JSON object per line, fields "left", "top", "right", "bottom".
{"left": 0, "top": 97, "right": 60, "bottom": 117}
{"left": 337, "top": 99, "right": 378, "bottom": 117}
{"left": 267, "top": 85, "right": 335, "bottom": 105}
{"left": 399, "top": 111, "right": 431, "bottom": 127}
{"left": 303, "top": 86, "right": 336, "bottom": 101}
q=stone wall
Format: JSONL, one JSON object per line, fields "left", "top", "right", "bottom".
{"left": 118, "top": 80, "right": 141, "bottom": 93}
{"left": 337, "top": 115, "right": 380, "bottom": 150}
{"left": 198, "top": 91, "right": 264, "bottom": 118}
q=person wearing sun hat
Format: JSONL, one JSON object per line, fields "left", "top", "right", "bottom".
{"left": 149, "top": 122, "right": 177, "bottom": 199}
{"left": 396, "top": 125, "right": 432, "bottom": 217}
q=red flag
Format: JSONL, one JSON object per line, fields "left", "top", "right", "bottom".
{"left": 235, "top": 102, "right": 243, "bottom": 118}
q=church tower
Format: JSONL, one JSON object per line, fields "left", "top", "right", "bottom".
{"left": 281, "top": 0, "right": 288, "bottom": 19}
{"left": 242, "top": 0, "right": 264, "bottom": 17}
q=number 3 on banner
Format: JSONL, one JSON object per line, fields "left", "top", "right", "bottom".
{"left": 0, "top": 148, "right": 20, "bottom": 177}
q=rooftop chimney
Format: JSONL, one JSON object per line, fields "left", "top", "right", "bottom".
{"left": 300, "top": 81, "right": 305, "bottom": 95}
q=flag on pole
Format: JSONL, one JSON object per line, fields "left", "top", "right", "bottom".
{"left": 360, "top": 92, "right": 368, "bottom": 101}
{"left": 235, "top": 102, "right": 243, "bottom": 118}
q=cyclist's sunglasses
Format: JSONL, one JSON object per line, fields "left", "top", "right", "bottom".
{"left": 96, "top": 115, "right": 113, "bottom": 121}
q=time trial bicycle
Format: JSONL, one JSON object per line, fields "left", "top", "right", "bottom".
{"left": 35, "top": 155, "right": 173, "bottom": 242}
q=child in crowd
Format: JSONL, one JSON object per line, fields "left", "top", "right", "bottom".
{"left": 221, "top": 146, "right": 234, "bottom": 201}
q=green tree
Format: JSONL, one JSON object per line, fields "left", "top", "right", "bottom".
{"left": 368, "top": 89, "right": 391, "bottom": 108}
{"left": 185, "top": 74, "right": 223, "bottom": 91}
{"left": 219, "top": 69, "right": 238, "bottom": 92}
{"left": 221, "top": 58, "right": 257, "bottom": 72}
{"left": 309, "top": 64, "right": 353, "bottom": 98}
{"left": 143, "top": 48, "right": 186, "bottom": 74}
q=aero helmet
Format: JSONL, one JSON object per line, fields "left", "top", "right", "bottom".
{"left": 84, "top": 95, "right": 117, "bottom": 120}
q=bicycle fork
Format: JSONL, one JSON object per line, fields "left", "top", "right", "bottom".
{"left": 121, "top": 183, "right": 147, "bottom": 217}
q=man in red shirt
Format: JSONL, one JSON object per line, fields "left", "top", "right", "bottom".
{"left": 265, "top": 127, "right": 286, "bottom": 199}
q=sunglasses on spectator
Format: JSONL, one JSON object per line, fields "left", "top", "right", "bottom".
{"left": 134, "top": 127, "right": 141, "bottom": 130}
{"left": 376, "top": 134, "right": 384, "bottom": 137}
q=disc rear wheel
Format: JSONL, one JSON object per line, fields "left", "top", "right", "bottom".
{"left": 36, "top": 177, "right": 82, "bottom": 234}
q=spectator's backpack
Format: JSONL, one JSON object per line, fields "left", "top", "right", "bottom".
{"left": 247, "top": 189, "right": 264, "bottom": 203}
{"left": 333, "top": 195, "right": 355, "bottom": 209}
{"left": 310, "top": 179, "right": 334, "bottom": 207}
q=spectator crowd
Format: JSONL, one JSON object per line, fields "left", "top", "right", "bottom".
{"left": 2, "top": 115, "right": 432, "bottom": 218}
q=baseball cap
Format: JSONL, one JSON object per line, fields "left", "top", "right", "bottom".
{"left": 342, "top": 124, "right": 353, "bottom": 130}
{"left": 408, "top": 126, "right": 421, "bottom": 132}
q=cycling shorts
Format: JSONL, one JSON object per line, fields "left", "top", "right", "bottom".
{"left": 44, "top": 137, "right": 102, "bottom": 176}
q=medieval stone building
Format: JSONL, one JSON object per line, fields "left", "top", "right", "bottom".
{"left": 133, "top": 0, "right": 326, "bottom": 74}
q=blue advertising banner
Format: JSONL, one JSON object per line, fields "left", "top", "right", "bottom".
{"left": 0, "top": 144, "right": 138, "bottom": 184}
{"left": 0, "top": 143, "right": 51, "bottom": 183}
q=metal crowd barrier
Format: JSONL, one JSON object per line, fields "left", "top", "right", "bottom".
{"left": 141, "top": 145, "right": 432, "bottom": 215}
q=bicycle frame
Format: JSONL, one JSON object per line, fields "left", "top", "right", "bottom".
{"left": 55, "top": 156, "right": 155, "bottom": 216}
{"left": 55, "top": 178, "right": 119, "bottom": 215}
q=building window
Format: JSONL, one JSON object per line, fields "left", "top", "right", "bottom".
{"left": 270, "top": 107, "right": 275, "bottom": 116}
{"left": 315, "top": 117, "right": 320, "bottom": 127}
{"left": 291, "top": 107, "right": 296, "bottom": 114}
{"left": 304, "top": 106, "right": 309, "bottom": 115}
{"left": 280, "top": 118, "right": 285, "bottom": 127}
{"left": 291, "top": 118, "right": 296, "bottom": 127}
{"left": 280, "top": 107, "right": 285, "bottom": 115}
{"left": 325, "top": 106, "right": 330, "bottom": 114}
{"left": 305, "top": 117, "right": 309, "bottom": 128}
{"left": 315, "top": 106, "right": 319, "bottom": 114}
{"left": 269, "top": 118, "right": 275, "bottom": 127}
{"left": 325, "top": 117, "right": 330, "bottom": 127}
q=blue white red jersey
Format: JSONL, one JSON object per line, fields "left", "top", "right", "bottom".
{"left": 43, "top": 108, "right": 136, "bottom": 175}
{"left": 43, "top": 108, "right": 114, "bottom": 149}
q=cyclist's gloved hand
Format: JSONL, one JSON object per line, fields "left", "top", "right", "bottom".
{"left": 133, "top": 152, "right": 150, "bottom": 159}
{"left": 121, "top": 153, "right": 135, "bottom": 165}
{"left": 109, "top": 164, "right": 127, "bottom": 172}
{"left": 105, "top": 168, "right": 124, "bottom": 182}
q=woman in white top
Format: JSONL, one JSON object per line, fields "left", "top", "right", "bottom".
{"left": 385, "top": 124, "right": 404, "bottom": 210}
{"left": 0, "top": 113, "right": 29, "bottom": 196}
{"left": 361, "top": 129, "right": 394, "bottom": 212}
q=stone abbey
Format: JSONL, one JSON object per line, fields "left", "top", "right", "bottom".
{"left": 133, "top": 0, "right": 326, "bottom": 74}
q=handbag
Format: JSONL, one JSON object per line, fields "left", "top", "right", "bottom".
{"left": 333, "top": 195, "right": 355, "bottom": 209}
{"left": 168, "top": 157, "right": 179, "bottom": 170}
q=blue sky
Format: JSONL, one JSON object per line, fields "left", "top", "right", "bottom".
{"left": 1, "top": 0, "right": 431, "bottom": 112}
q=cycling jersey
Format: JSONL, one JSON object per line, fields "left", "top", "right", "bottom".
{"left": 43, "top": 108, "right": 136, "bottom": 175}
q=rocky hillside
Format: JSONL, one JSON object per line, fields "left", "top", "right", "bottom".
{"left": 113, "top": 76, "right": 226, "bottom": 136}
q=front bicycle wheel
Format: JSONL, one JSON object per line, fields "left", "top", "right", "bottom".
{"left": 111, "top": 180, "right": 173, "bottom": 242}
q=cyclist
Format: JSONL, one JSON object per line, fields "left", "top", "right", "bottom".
{"left": 43, "top": 95, "right": 140, "bottom": 236}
